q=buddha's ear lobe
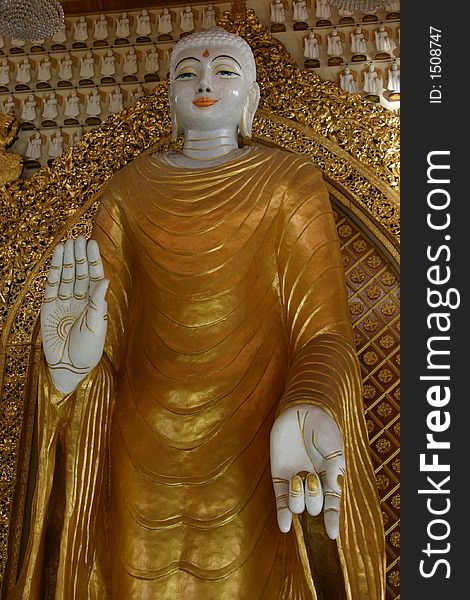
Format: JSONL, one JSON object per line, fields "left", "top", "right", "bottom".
{"left": 240, "top": 82, "right": 260, "bottom": 139}
{"left": 169, "top": 95, "right": 181, "bottom": 143}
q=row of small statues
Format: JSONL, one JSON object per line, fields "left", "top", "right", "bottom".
{"left": 271, "top": 0, "right": 400, "bottom": 24}
{"left": 303, "top": 24, "right": 398, "bottom": 59}
{"left": 338, "top": 62, "right": 399, "bottom": 95}
{"left": 1, "top": 84, "right": 148, "bottom": 123}
{"left": 0, "top": 47, "right": 164, "bottom": 87}
{"left": 23, "top": 128, "right": 85, "bottom": 160}
{"left": 0, "top": 6, "right": 219, "bottom": 49}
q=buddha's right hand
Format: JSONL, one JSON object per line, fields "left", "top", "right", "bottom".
{"left": 40, "top": 236, "right": 109, "bottom": 395}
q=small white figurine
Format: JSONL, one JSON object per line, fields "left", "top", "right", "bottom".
{"left": 293, "top": 0, "right": 309, "bottom": 22}
{"left": 10, "top": 37, "right": 25, "bottom": 47}
{"left": 108, "top": 86, "right": 124, "bottom": 114}
{"left": 327, "top": 27, "right": 342, "bottom": 56}
{"left": 315, "top": 0, "right": 331, "bottom": 20}
{"left": 94, "top": 15, "right": 109, "bottom": 40}
{"left": 0, "top": 57, "right": 10, "bottom": 86}
{"left": 42, "top": 91, "right": 58, "bottom": 121}
{"left": 375, "top": 24, "right": 391, "bottom": 52}
{"left": 130, "top": 83, "right": 145, "bottom": 103}
{"left": 363, "top": 63, "right": 381, "bottom": 94}
{"left": 52, "top": 23, "right": 67, "bottom": 44}
{"left": 37, "top": 55, "right": 52, "bottom": 82}
{"left": 1, "top": 94, "right": 15, "bottom": 114}
{"left": 270, "top": 0, "right": 286, "bottom": 23}
{"left": 145, "top": 45, "right": 160, "bottom": 73}
{"left": 16, "top": 57, "right": 32, "bottom": 84}
{"left": 80, "top": 50, "right": 95, "bottom": 79}
{"left": 158, "top": 8, "right": 173, "bottom": 35}
{"left": 202, "top": 4, "right": 217, "bottom": 29}
{"left": 387, "top": 62, "right": 400, "bottom": 92}
{"left": 48, "top": 130, "right": 64, "bottom": 158}
{"left": 64, "top": 89, "right": 81, "bottom": 118}
{"left": 21, "top": 94, "right": 37, "bottom": 121}
{"left": 73, "top": 16, "right": 89, "bottom": 42}
{"left": 115, "top": 12, "right": 130, "bottom": 38}
{"left": 100, "top": 49, "right": 116, "bottom": 77}
{"left": 72, "top": 128, "right": 84, "bottom": 145}
{"left": 340, "top": 66, "right": 357, "bottom": 93}
{"left": 351, "top": 25, "right": 367, "bottom": 54}
{"left": 304, "top": 31, "right": 320, "bottom": 59}
{"left": 58, "top": 53, "right": 73, "bottom": 80}
{"left": 26, "top": 131, "right": 42, "bottom": 160}
{"left": 86, "top": 88, "right": 102, "bottom": 116}
{"left": 123, "top": 47, "right": 138, "bottom": 75}
{"left": 136, "top": 9, "right": 152, "bottom": 36}
{"left": 338, "top": 7, "right": 354, "bottom": 17}
{"left": 385, "top": 0, "right": 400, "bottom": 11}
{"left": 180, "top": 6, "right": 195, "bottom": 33}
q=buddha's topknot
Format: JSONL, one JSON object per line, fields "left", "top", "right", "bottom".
{"left": 170, "top": 27, "right": 256, "bottom": 83}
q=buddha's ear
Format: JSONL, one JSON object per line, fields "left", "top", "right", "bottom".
{"left": 169, "top": 94, "right": 181, "bottom": 142}
{"left": 240, "top": 82, "right": 260, "bottom": 139}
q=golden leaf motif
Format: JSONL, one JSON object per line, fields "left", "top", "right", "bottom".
{"left": 377, "top": 402, "right": 392, "bottom": 418}
{"left": 367, "top": 255, "right": 382, "bottom": 269}
{"left": 349, "top": 301, "right": 364, "bottom": 315}
{"left": 363, "top": 351, "right": 378, "bottom": 366}
{"left": 378, "top": 368, "right": 393, "bottom": 383}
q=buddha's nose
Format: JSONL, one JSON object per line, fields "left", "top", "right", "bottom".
{"left": 196, "top": 74, "right": 212, "bottom": 95}
{"left": 197, "top": 85, "right": 212, "bottom": 94}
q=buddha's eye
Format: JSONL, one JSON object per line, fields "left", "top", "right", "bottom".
{"left": 175, "top": 72, "right": 196, "bottom": 80}
{"left": 216, "top": 70, "right": 240, "bottom": 78}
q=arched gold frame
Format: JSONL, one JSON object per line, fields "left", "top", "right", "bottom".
{"left": 0, "top": 5, "right": 399, "bottom": 598}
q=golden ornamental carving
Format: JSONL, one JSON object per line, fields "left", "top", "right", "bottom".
{"left": 0, "top": 113, "right": 24, "bottom": 188}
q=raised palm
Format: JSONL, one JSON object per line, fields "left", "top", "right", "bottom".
{"left": 40, "top": 236, "right": 108, "bottom": 394}
{"left": 270, "top": 404, "right": 345, "bottom": 539}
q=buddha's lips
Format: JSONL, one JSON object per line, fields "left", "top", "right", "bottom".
{"left": 193, "top": 98, "right": 218, "bottom": 107}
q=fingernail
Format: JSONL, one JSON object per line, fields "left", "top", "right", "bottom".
{"left": 306, "top": 473, "right": 319, "bottom": 494}
{"left": 291, "top": 475, "right": 303, "bottom": 493}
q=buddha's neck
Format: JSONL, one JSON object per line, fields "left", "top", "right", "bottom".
{"left": 182, "top": 128, "right": 239, "bottom": 162}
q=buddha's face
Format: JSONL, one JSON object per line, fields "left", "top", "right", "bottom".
{"left": 171, "top": 44, "right": 255, "bottom": 133}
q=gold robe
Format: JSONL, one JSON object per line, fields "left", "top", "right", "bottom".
{"left": 15, "top": 147, "right": 385, "bottom": 599}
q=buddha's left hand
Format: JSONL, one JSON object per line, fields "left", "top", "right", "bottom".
{"left": 270, "top": 404, "right": 345, "bottom": 539}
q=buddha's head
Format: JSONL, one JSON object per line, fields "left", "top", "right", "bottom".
{"left": 169, "top": 27, "right": 260, "bottom": 141}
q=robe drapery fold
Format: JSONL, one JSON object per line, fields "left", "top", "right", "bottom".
{"left": 15, "top": 146, "right": 385, "bottom": 599}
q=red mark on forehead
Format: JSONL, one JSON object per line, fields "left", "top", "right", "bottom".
{"left": 202, "top": 49, "right": 209, "bottom": 57}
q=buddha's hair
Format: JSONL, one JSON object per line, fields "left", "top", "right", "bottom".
{"left": 169, "top": 27, "right": 256, "bottom": 83}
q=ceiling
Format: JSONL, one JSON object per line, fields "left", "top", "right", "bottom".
{"left": 61, "top": 0, "right": 214, "bottom": 15}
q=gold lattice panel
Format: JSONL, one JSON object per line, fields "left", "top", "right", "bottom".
{"left": 334, "top": 204, "right": 400, "bottom": 600}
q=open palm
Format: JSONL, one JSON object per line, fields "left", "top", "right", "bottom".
{"left": 40, "top": 236, "right": 108, "bottom": 394}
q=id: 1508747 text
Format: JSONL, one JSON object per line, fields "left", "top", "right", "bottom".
{"left": 429, "top": 26, "right": 442, "bottom": 104}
